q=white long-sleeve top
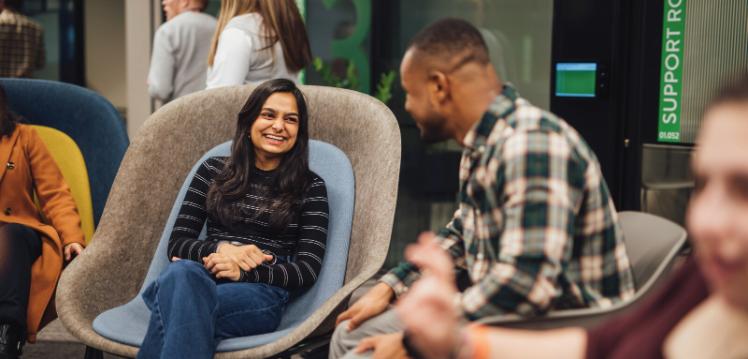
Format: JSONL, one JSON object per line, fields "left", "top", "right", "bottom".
{"left": 206, "top": 13, "right": 299, "bottom": 89}
{"left": 148, "top": 11, "right": 216, "bottom": 102}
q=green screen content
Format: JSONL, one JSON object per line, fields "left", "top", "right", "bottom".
{"left": 556, "top": 63, "right": 597, "bottom": 97}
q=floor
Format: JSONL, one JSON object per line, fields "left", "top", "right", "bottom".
{"left": 22, "top": 319, "right": 123, "bottom": 358}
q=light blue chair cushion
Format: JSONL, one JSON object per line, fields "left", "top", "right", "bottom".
{"left": 92, "top": 140, "right": 355, "bottom": 352}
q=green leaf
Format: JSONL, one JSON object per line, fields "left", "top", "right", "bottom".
{"left": 375, "top": 70, "right": 396, "bottom": 104}
{"left": 322, "top": 0, "right": 339, "bottom": 9}
{"left": 346, "top": 62, "right": 359, "bottom": 90}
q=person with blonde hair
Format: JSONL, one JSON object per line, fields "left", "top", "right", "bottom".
{"left": 206, "top": 0, "right": 311, "bottom": 89}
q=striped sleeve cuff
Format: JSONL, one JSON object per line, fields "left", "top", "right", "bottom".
{"left": 189, "top": 240, "right": 219, "bottom": 262}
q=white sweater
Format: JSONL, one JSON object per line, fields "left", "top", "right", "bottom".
{"left": 148, "top": 11, "right": 216, "bottom": 102}
{"left": 206, "top": 13, "right": 299, "bottom": 89}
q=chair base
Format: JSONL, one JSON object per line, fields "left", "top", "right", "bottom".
{"left": 266, "top": 333, "right": 332, "bottom": 359}
{"left": 84, "top": 346, "right": 103, "bottom": 359}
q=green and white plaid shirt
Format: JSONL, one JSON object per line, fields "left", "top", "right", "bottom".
{"left": 382, "top": 85, "right": 635, "bottom": 320}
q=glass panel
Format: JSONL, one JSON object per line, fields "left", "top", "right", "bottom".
{"left": 18, "top": 0, "right": 60, "bottom": 80}
{"left": 644, "top": 0, "right": 748, "bottom": 224}
{"left": 305, "top": 0, "right": 371, "bottom": 92}
{"left": 205, "top": 0, "right": 220, "bottom": 17}
{"left": 640, "top": 144, "right": 693, "bottom": 226}
{"left": 253, "top": 0, "right": 553, "bottom": 268}
{"left": 9, "top": 0, "right": 84, "bottom": 83}
{"left": 658, "top": 0, "right": 748, "bottom": 144}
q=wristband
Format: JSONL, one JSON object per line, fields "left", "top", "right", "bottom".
{"left": 464, "top": 324, "right": 491, "bottom": 359}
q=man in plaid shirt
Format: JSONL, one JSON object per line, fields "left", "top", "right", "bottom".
{"left": 0, "top": 0, "right": 45, "bottom": 78}
{"left": 330, "top": 18, "right": 635, "bottom": 359}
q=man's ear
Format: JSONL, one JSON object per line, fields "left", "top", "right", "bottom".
{"left": 427, "top": 70, "right": 450, "bottom": 106}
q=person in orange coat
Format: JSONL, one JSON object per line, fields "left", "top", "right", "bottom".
{"left": 0, "top": 84, "right": 84, "bottom": 359}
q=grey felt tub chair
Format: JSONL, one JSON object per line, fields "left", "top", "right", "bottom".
{"left": 55, "top": 85, "right": 401, "bottom": 358}
{"left": 478, "top": 211, "right": 687, "bottom": 330}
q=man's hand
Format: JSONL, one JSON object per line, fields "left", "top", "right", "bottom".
{"left": 217, "top": 243, "right": 273, "bottom": 271}
{"left": 354, "top": 332, "right": 409, "bottom": 359}
{"left": 336, "top": 282, "right": 394, "bottom": 330}
{"left": 203, "top": 252, "right": 241, "bottom": 281}
{"left": 63, "top": 242, "right": 84, "bottom": 261}
{"left": 396, "top": 234, "right": 461, "bottom": 359}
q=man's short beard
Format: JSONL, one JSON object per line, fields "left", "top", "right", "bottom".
{"left": 417, "top": 118, "right": 452, "bottom": 144}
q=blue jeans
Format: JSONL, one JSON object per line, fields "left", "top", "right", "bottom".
{"left": 137, "top": 260, "right": 289, "bottom": 359}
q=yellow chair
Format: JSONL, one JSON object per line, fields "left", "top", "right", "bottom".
{"left": 32, "top": 125, "right": 95, "bottom": 244}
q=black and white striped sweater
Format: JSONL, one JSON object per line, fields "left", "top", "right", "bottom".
{"left": 167, "top": 157, "right": 329, "bottom": 291}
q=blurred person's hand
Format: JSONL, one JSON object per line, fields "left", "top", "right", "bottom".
{"left": 396, "top": 233, "right": 462, "bottom": 359}
{"left": 354, "top": 332, "right": 409, "bottom": 359}
{"left": 335, "top": 281, "right": 394, "bottom": 330}
{"left": 63, "top": 242, "right": 84, "bottom": 261}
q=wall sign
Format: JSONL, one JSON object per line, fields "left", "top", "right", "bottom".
{"left": 657, "top": 0, "right": 687, "bottom": 142}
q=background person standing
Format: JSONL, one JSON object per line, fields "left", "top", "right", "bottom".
{"left": 148, "top": 0, "right": 216, "bottom": 103}
{"left": 0, "top": 0, "right": 45, "bottom": 78}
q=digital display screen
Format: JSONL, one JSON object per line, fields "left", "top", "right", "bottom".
{"left": 555, "top": 63, "right": 597, "bottom": 98}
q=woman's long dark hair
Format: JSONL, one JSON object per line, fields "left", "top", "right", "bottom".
{"left": 0, "top": 85, "right": 19, "bottom": 138}
{"left": 206, "top": 79, "right": 311, "bottom": 231}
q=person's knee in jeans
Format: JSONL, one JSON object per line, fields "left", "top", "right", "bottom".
{"left": 144, "top": 260, "right": 214, "bottom": 306}
{"left": 157, "top": 260, "right": 212, "bottom": 287}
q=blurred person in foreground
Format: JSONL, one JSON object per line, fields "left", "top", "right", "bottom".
{"left": 148, "top": 0, "right": 216, "bottom": 103}
{"left": 330, "top": 18, "right": 634, "bottom": 359}
{"left": 397, "top": 74, "right": 748, "bottom": 359}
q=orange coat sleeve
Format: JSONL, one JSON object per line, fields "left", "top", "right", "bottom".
{"left": 25, "top": 127, "right": 85, "bottom": 247}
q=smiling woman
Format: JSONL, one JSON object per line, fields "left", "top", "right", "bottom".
{"left": 137, "top": 78, "right": 329, "bottom": 359}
